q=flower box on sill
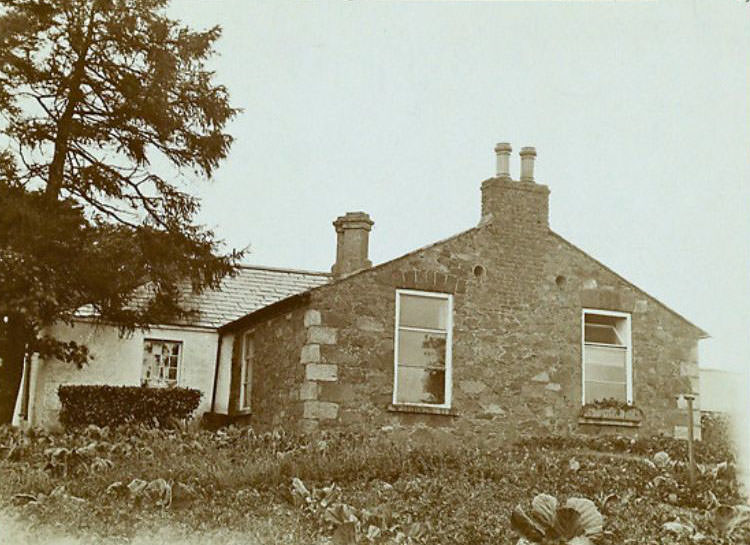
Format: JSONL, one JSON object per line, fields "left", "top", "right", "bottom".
{"left": 578, "top": 402, "right": 643, "bottom": 428}
{"left": 387, "top": 403, "right": 459, "bottom": 417}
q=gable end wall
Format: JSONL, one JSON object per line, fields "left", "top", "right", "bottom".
{"left": 237, "top": 222, "right": 702, "bottom": 439}
{"left": 291, "top": 223, "right": 702, "bottom": 439}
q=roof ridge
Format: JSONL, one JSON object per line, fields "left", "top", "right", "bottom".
{"left": 75, "top": 264, "right": 331, "bottom": 329}
{"left": 232, "top": 226, "right": 484, "bottom": 307}
{"left": 234, "top": 264, "right": 331, "bottom": 277}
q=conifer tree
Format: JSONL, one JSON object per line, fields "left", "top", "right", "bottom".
{"left": 0, "top": 0, "right": 241, "bottom": 423}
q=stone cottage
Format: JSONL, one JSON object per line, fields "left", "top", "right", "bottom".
{"left": 15, "top": 144, "right": 707, "bottom": 439}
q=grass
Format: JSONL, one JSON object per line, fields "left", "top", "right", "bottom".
{"left": 0, "top": 423, "right": 745, "bottom": 544}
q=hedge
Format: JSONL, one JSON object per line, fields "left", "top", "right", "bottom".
{"left": 58, "top": 385, "right": 202, "bottom": 428}
{"left": 701, "top": 411, "right": 733, "bottom": 448}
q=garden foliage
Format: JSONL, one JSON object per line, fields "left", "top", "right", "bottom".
{"left": 0, "top": 424, "right": 746, "bottom": 544}
{"left": 701, "top": 412, "right": 733, "bottom": 447}
{"left": 515, "top": 431, "right": 735, "bottom": 465}
{"left": 510, "top": 493, "right": 603, "bottom": 544}
{"left": 58, "top": 385, "right": 201, "bottom": 428}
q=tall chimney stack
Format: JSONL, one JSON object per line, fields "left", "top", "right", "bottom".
{"left": 331, "top": 212, "right": 374, "bottom": 278}
{"left": 480, "top": 143, "right": 549, "bottom": 230}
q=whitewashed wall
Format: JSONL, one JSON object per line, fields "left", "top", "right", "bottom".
{"left": 23, "top": 320, "right": 220, "bottom": 428}
{"left": 212, "top": 332, "right": 235, "bottom": 415}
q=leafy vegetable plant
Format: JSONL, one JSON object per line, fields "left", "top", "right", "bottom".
{"left": 510, "top": 493, "right": 603, "bottom": 544}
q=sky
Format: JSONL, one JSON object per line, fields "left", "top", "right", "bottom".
{"left": 166, "top": 0, "right": 750, "bottom": 373}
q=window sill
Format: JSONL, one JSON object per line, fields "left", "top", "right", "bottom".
{"left": 234, "top": 408, "right": 252, "bottom": 416}
{"left": 578, "top": 413, "right": 642, "bottom": 428}
{"left": 140, "top": 381, "right": 179, "bottom": 388}
{"left": 578, "top": 406, "right": 642, "bottom": 427}
{"left": 387, "top": 404, "right": 459, "bottom": 417}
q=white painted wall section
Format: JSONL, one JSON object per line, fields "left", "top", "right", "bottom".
{"left": 25, "top": 320, "right": 219, "bottom": 428}
{"left": 212, "top": 333, "right": 235, "bottom": 415}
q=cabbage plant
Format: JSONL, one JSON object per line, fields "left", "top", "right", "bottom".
{"left": 510, "top": 493, "right": 603, "bottom": 544}
{"left": 713, "top": 504, "right": 750, "bottom": 541}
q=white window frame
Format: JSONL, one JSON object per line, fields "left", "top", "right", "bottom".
{"left": 141, "top": 339, "right": 183, "bottom": 387}
{"left": 581, "top": 308, "right": 632, "bottom": 405}
{"left": 239, "top": 331, "right": 254, "bottom": 411}
{"left": 392, "top": 289, "right": 453, "bottom": 409}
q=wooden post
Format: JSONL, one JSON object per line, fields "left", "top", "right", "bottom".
{"left": 683, "top": 393, "right": 697, "bottom": 487}
{"left": 18, "top": 352, "right": 30, "bottom": 421}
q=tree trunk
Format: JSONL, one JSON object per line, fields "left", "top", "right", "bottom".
{"left": 45, "top": 67, "right": 85, "bottom": 202}
{"left": 45, "top": 10, "right": 96, "bottom": 202}
{"left": 0, "top": 319, "right": 32, "bottom": 425}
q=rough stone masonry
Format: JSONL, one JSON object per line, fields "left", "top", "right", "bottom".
{"left": 225, "top": 144, "right": 705, "bottom": 441}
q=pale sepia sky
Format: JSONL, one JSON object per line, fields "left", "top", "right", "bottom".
{"left": 168, "top": 0, "right": 750, "bottom": 372}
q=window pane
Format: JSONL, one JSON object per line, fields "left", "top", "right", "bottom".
{"left": 242, "top": 363, "right": 250, "bottom": 381}
{"left": 142, "top": 340, "right": 181, "bottom": 386}
{"left": 584, "top": 313, "right": 627, "bottom": 345}
{"left": 585, "top": 381, "right": 626, "bottom": 403}
{"left": 244, "top": 335, "right": 254, "bottom": 359}
{"left": 241, "top": 358, "right": 251, "bottom": 408}
{"left": 585, "top": 345, "right": 626, "bottom": 367}
{"left": 241, "top": 334, "right": 253, "bottom": 409}
{"left": 399, "top": 295, "right": 448, "bottom": 330}
{"left": 584, "top": 324, "right": 623, "bottom": 345}
{"left": 586, "top": 363, "right": 625, "bottom": 383}
{"left": 398, "top": 330, "right": 446, "bottom": 369}
{"left": 396, "top": 367, "right": 445, "bottom": 404}
{"left": 243, "top": 359, "right": 252, "bottom": 388}
{"left": 585, "top": 313, "right": 620, "bottom": 326}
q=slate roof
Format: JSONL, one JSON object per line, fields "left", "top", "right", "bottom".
{"left": 178, "top": 265, "right": 330, "bottom": 328}
{"left": 76, "top": 265, "right": 331, "bottom": 329}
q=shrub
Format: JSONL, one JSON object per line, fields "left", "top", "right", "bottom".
{"left": 702, "top": 412, "right": 733, "bottom": 449}
{"left": 58, "top": 385, "right": 202, "bottom": 428}
{"left": 515, "top": 432, "right": 735, "bottom": 464}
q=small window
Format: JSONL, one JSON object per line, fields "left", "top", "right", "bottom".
{"left": 393, "top": 290, "right": 453, "bottom": 408}
{"left": 240, "top": 332, "right": 254, "bottom": 411}
{"left": 582, "top": 310, "right": 632, "bottom": 404}
{"left": 142, "top": 339, "right": 182, "bottom": 387}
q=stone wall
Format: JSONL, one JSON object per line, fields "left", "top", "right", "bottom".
{"left": 538, "top": 235, "right": 701, "bottom": 438}
{"left": 230, "top": 305, "right": 309, "bottom": 429}
{"left": 232, "top": 177, "right": 704, "bottom": 439}
{"left": 290, "top": 214, "right": 702, "bottom": 438}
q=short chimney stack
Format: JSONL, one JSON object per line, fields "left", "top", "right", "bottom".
{"left": 520, "top": 146, "right": 537, "bottom": 182}
{"left": 331, "top": 212, "right": 374, "bottom": 278}
{"left": 494, "top": 142, "right": 512, "bottom": 178}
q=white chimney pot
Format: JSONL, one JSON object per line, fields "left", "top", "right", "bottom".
{"left": 520, "top": 146, "right": 536, "bottom": 182}
{"left": 494, "top": 142, "right": 512, "bottom": 178}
